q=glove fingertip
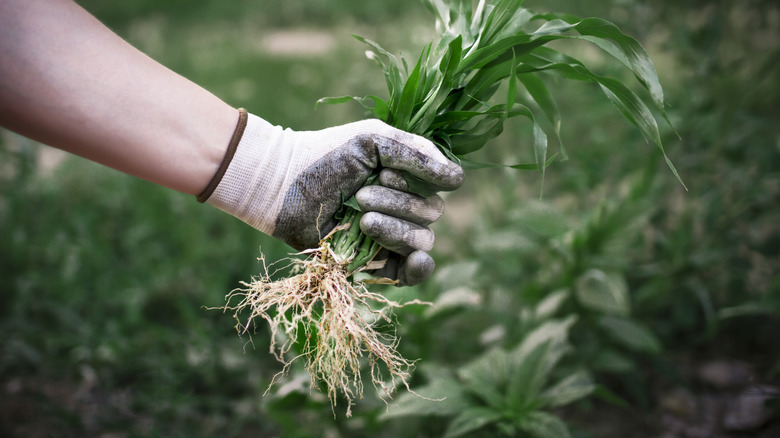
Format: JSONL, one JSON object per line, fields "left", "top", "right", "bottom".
{"left": 400, "top": 250, "right": 435, "bottom": 286}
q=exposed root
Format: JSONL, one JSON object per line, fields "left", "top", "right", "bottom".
{"left": 219, "top": 242, "right": 429, "bottom": 417}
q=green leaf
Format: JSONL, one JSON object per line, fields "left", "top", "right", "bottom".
{"left": 457, "top": 153, "right": 556, "bottom": 170}
{"left": 518, "top": 49, "right": 686, "bottom": 189}
{"left": 409, "top": 77, "right": 446, "bottom": 133}
{"left": 531, "top": 18, "right": 578, "bottom": 37}
{"left": 315, "top": 94, "right": 390, "bottom": 121}
{"left": 596, "top": 78, "right": 686, "bottom": 190}
{"left": 507, "top": 340, "right": 553, "bottom": 410}
{"left": 315, "top": 95, "right": 356, "bottom": 107}
{"left": 504, "top": 316, "right": 577, "bottom": 410}
{"left": 510, "top": 315, "right": 576, "bottom": 363}
{"left": 364, "top": 95, "right": 391, "bottom": 121}
{"left": 532, "top": 119, "right": 548, "bottom": 196}
{"left": 457, "top": 347, "right": 508, "bottom": 409}
{"left": 493, "top": 7, "right": 536, "bottom": 42}
{"left": 512, "top": 153, "right": 557, "bottom": 169}
{"left": 591, "top": 348, "right": 634, "bottom": 373}
{"left": 573, "top": 17, "right": 666, "bottom": 112}
{"left": 456, "top": 60, "right": 513, "bottom": 110}
{"left": 444, "top": 406, "right": 504, "bottom": 438}
{"left": 517, "top": 73, "right": 565, "bottom": 159}
{"left": 516, "top": 411, "right": 572, "bottom": 438}
{"left": 426, "top": 0, "right": 453, "bottom": 30}
{"left": 449, "top": 113, "right": 505, "bottom": 155}
{"left": 439, "top": 34, "right": 463, "bottom": 77}
{"left": 479, "top": 0, "right": 525, "bottom": 47}
{"left": 353, "top": 34, "right": 398, "bottom": 67}
{"left": 506, "top": 50, "right": 518, "bottom": 115}
{"left": 381, "top": 376, "right": 471, "bottom": 419}
{"left": 341, "top": 195, "right": 361, "bottom": 212}
{"left": 393, "top": 52, "right": 424, "bottom": 130}
{"left": 534, "top": 289, "right": 570, "bottom": 320}
{"left": 410, "top": 36, "right": 464, "bottom": 134}
{"left": 539, "top": 370, "right": 595, "bottom": 408}
{"left": 414, "top": 43, "right": 435, "bottom": 104}
{"left": 526, "top": 14, "right": 668, "bottom": 116}
{"left": 353, "top": 34, "right": 404, "bottom": 104}
{"left": 448, "top": 102, "right": 540, "bottom": 157}
{"left": 518, "top": 50, "right": 660, "bottom": 145}
{"left": 575, "top": 269, "right": 630, "bottom": 316}
{"left": 597, "top": 315, "right": 663, "bottom": 354}
{"left": 459, "top": 35, "right": 544, "bottom": 74}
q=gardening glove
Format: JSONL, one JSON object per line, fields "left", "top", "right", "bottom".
{"left": 198, "top": 108, "right": 464, "bottom": 286}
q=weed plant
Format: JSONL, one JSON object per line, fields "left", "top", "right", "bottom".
{"left": 226, "top": 0, "right": 678, "bottom": 417}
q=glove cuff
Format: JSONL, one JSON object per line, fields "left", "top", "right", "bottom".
{"left": 198, "top": 110, "right": 295, "bottom": 235}
{"left": 196, "top": 108, "right": 248, "bottom": 203}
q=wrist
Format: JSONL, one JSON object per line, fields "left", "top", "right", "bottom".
{"left": 198, "top": 111, "right": 294, "bottom": 235}
{"left": 197, "top": 108, "right": 248, "bottom": 202}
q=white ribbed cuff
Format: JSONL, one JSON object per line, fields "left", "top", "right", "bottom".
{"left": 206, "top": 113, "right": 291, "bottom": 234}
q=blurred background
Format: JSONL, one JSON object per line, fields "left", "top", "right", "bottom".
{"left": 1, "top": 0, "right": 778, "bottom": 436}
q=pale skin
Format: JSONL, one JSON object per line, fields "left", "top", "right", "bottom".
{"left": 0, "top": 0, "right": 237, "bottom": 195}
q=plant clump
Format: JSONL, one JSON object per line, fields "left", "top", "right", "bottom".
{"left": 220, "top": 0, "right": 678, "bottom": 417}
{"left": 221, "top": 226, "right": 428, "bottom": 417}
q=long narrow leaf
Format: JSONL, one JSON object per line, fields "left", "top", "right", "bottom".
{"left": 517, "top": 49, "right": 686, "bottom": 188}
{"left": 539, "top": 370, "right": 595, "bottom": 408}
{"left": 507, "top": 340, "right": 552, "bottom": 410}
{"left": 494, "top": 7, "right": 536, "bottom": 41}
{"left": 444, "top": 407, "right": 503, "bottom": 438}
{"left": 411, "top": 42, "right": 464, "bottom": 134}
{"left": 547, "top": 15, "right": 666, "bottom": 110}
{"left": 316, "top": 95, "right": 391, "bottom": 121}
{"left": 517, "top": 73, "right": 565, "bottom": 159}
{"left": 532, "top": 120, "right": 548, "bottom": 197}
{"left": 331, "top": 0, "right": 681, "bottom": 193}
{"left": 506, "top": 50, "right": 518, "bottom": 115}
{"left": 517, "top": 411, "right": 572, "bottom": 438}
{"left": 394, "top": 54, "right": 424, "bottom": 130}
{"left": 459, "top": 152, "right": 557, "bottom": 170}
{"left": 480, "top": 0, "right": 525, "bottom": 46}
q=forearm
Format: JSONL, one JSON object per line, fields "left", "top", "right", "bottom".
{"left": 0, "top": 0, "right": 238, "bottom": 195}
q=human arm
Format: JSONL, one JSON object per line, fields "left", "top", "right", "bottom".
{"left": 0, "top": 0, "right": 464, "bottom": 285}
{"left": 0, "top": 0, "right": 237, "bottom": 195}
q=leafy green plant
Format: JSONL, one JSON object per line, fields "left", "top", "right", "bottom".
{"left": 405, "top": 163, "right": 668, "bottom": 420}
{"left": 381, "top": 315, "right": 593, "bottom": 437}
{"left": 226, "top": 0, "right": 677, "bottom": 415}
{"left": 324, "top": 0, "right": 679, "bottom": 179}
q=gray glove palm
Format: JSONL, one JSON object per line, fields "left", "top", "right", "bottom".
{"left": 200, "top": 109, "right": 464, "bottom": 285}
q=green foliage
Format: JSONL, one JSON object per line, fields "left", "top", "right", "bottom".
{"left": 322, "top": 0, "right": 681, "bottom": 289}
{"left": 0, "top": 138, "right": 293, "bottom": 436}
{"left": 382, "top": 316, "right": 593, "bottom": 438}
{"left": 2, "top": 0, "right": 778, "bottom": 436}
{"left": 320, "top": 0, "right": 681, "bottom": 188}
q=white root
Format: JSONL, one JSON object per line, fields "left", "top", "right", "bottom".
{"left": 219, "top": 244, "right": 429, "bottom": 417}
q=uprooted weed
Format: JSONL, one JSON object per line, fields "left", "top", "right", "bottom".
{"left": 218, "top": 241, "right": 430, "bottom": 417}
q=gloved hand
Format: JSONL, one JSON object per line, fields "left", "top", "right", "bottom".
{"left": 198, "top": 108, "right": 464, "bottom": 285}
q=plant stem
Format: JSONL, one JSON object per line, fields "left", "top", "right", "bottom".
{"left": 329, "top": 207, "right": 383, "bottom": 275}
